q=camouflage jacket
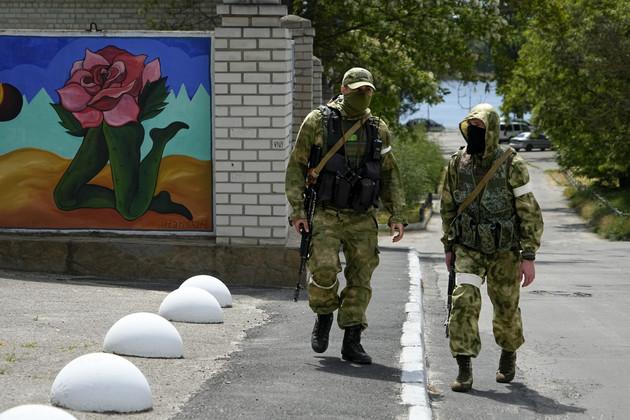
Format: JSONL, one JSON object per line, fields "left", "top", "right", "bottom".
{"left": 440, "top": 104, "right": 544, "bottom": 257}
{"left": 285, "top": 99, "right": 406, "bottom": 225}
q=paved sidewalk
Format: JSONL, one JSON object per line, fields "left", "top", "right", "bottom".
{"left": 0, "top": 235, "right": 431, "bottom": 419}
{"left": 0, "top": 273, "right": 267, "bottom": 419}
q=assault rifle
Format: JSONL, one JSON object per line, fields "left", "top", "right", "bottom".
{"left": 445, "top": 254, "right": 456, "bottom": 337}
{"left": 293, "top": 145, "right": 321, "bottom": 302}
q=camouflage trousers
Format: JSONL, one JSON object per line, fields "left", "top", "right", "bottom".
{"left": 307, "top": 207, "right": 380, "bottom": 330}
{"left": 448, "top": 245, "right": 525, "bottom": 357}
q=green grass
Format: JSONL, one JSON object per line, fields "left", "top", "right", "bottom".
{"left": 561, "top": 176, "right": 630, "bottom": 240}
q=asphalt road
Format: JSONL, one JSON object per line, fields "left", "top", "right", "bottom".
{"left": 404, "top": 130, "right": 630, "bottom": 420}
{"left": 175, "top": 249, "right": 412, "bottom": 420}
{"left": 3, "top": 129, "right": 628, "bottom": 420}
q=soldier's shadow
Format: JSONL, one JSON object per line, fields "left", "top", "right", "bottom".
{"left": 471, "top": 382, "right": 586, "bottom": 416}
{"left": 308, "top": 356, "right": 401, "bottom": 383}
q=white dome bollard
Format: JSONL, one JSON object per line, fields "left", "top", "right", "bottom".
{"left": 180, "top": 275, "right": 232, "bottom": 307}
{"left": 50, "top": 353, "right": 152, "bottom": 413}
{"left": 159, "top": 287, "right": 224, "bottom": 323}
{"left": 0, "top": 404, "right": 78, "bottom": 420}
{"left": 103, "top": 312, "right": 183, "bottom": 358}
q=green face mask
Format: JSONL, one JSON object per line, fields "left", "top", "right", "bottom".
{"left": 342, "top": 90, "right": 372, "bottom": 116}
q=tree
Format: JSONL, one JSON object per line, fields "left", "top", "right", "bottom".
{"left": 500, "top": 0, "right": 630, "bottom": 186}
{"left": 489, "top": 0, "right": 548, "bottom": 116}
{"left": 395, "top": 126, "right": 444, "bottom": 205}
{"left": 293, "top": 0, "right": 504, "bottom": 123}
{"left": 142, "top": 1, "right": 503, "bottom": 123}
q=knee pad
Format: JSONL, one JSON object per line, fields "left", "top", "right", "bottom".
{"left": 309, "top": 275, "right": 338, "bottom": 290}
{"left": 456, "top": 272, "right": 483, "bottom": 289}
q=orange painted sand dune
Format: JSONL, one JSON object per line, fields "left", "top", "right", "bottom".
{"left": 0, "top": 148, "right": 213, "bottom": 231}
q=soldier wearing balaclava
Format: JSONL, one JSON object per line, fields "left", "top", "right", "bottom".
{"left": 285, "top": 68, "right": 406, "bottom": 364}
{"left": 440, "top": 103, "right": 544, "bottom": 391}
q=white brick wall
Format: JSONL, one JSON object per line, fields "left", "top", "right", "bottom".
{"left": 281, "top": 15, "right": 315, "bottom": 146}
{"left": 7, "top": 0, "right": 321, "bottom": 245}
{"left": 214, "top": 0, "right": 292, "bottom": 244}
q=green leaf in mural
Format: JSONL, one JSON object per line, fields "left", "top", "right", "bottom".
{"left": 51, "top": 103, "right": 86, "bottom": 137}
{"left": 149, "top": 121, "right": 189, "bottom": 144}
{"left": 139, "top": 77, "right": 169, "bottom": 122}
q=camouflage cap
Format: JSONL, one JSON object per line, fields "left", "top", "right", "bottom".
{"left": 342, "top": 67, "right": 376, "bottom": 90}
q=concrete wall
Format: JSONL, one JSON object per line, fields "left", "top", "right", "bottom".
{"left": 0, "top": 0, "right": 320, "bottom": 286}
{"left": 0, "top": 232, "right": 299, "bottom": 288}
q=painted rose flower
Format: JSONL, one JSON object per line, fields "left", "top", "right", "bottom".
{"left": 57, "top": 46, "right": 160, "bottom": 128}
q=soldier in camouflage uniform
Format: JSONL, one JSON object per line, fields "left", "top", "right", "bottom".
{"left": 440, "top": 103, "right": 544, "bottom": 391}
{"left": 285, "top": 67, "right": 407, "bottom": 364}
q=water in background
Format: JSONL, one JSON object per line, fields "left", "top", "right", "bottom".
{"left": 400, "top": 80, "right": 503, "bottom": 128}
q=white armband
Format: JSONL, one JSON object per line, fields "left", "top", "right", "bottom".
{"left": 381, "top": 145, "right": 392, "bottom": 155}
{"left": 513, "top": 182, "right": 533, "bottom": 198}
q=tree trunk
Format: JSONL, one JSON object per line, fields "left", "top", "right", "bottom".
{"left": 618, "top": 174, "right": 630, "bottom": 189}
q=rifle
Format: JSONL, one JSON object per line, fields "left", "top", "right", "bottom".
{"left": 293, "top": 145, "right": 321, "bottom": 302}
{"left": 445, "top": 254, "right": 456, "bottom": 337}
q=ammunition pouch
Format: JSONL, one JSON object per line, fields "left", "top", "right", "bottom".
{"left": 454, "top": 214, "right": 517, "bottom": 254}
{"left": 316, "top": 154, "right": 379, "bottom": 212}
{"left": 315, "top": 105, "right": 382, "bottom": 212}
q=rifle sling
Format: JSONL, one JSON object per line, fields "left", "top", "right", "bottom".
{"left": 307, "top": 112, "right": 371, "bottom": 185}
{"left": 456, "top": 148, "right": 515, "bottom": 216}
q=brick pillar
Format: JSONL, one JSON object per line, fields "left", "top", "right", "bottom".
{"left": 312, "top": 56, "right": 323, "bottom": 107}
{"left": 214, "top": 0, "right": 292, "bottom": 245}
{"left": 280, "top": 14, "right": 314, "bottom": 145}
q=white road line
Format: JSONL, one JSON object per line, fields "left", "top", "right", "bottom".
{"left": 401, "top": 249, "right": 432, "bottom": 420}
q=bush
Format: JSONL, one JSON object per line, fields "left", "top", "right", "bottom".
{"left": 393, "top": 124, "right": 445, "bottom": 205}
{"left": 565, "top": 183, "right": 630, "bottom": 240}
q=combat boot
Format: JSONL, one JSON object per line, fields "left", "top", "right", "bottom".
{"left": 496, "top": 350, "right": 517, "bottom": 383}
{"left": 451, "top": 355, "right": 473, "bottom": 392}
{"left": 341, "top": 326, "right": 372, "bottom": 364}
{"left": 311, "top": 313, "right": 333, "bottom": 353}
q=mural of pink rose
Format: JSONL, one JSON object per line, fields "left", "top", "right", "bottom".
{"left": 52, "top": 44, "right": 191, "bottom": 222}
{"left": 56, "top": 46, "right": 161, "bottom": 128}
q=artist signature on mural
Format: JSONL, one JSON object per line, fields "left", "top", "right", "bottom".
{"left": 160, "top": 219, "right": 210, "bottom": 229}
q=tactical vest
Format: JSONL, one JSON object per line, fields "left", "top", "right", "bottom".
{"left": 452, "top": 147, "right": 518, "bottom": 254}
{"left": 315, "top": 105, "right": 382, "bottom": 212}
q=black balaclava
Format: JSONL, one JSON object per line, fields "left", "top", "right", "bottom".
{"left": 466, "top": 124, "right": 486, "bottom": 155}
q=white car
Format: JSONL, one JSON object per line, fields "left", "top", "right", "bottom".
{"left": 499, "top": 121, "right": 531, "bottom": 143}
{"left": 509, "top": 132, "right": 552, "bottom": 152}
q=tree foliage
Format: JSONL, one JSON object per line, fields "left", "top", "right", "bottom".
{"left": 141, "top": 1, "right": 503, "bottom": 123}
{"left": 292, "top": 0, "right": 503, "bottom": 123}
{"left": 499, "top": 0, "right": 630, "bottom": 186}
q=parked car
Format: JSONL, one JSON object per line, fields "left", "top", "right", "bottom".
{"left": 509, "top": 132, "right": 552, "bottom": 151}
{"left": 499, "top": 120, "right": 531, "bottom": 143}
{"left": 405, "top": 118, "right": 445, "bottom": 131}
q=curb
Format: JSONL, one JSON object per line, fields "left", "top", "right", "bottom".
{"left": 401, "top": 249, "right": 432, "bottom": 419}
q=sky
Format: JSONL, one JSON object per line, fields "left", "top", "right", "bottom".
{"left": 0, "top": 35, "right": 211, "bottom": 101}
{"left": 401, "top": 81, "right": 507, "bottom": 128}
